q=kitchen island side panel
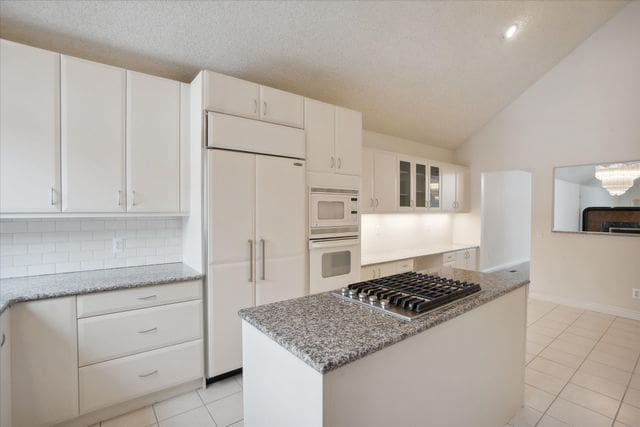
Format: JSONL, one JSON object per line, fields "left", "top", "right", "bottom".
{"left": 323, "top": 285, "right": 527, "bottom": 427}
{"left": 242, "top": 321, "right": 324, "bottom": 427}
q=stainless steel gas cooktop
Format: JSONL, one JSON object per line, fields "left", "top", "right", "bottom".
{"left": 332, "top": 272, "right": 482, "bottom": 321}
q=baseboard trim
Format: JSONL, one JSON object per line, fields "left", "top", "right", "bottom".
{"left": 529, "top": 292, "right": 640, "bottom": 321}
{"left": 482, "top": 258, "right": 530, "bottom": 274}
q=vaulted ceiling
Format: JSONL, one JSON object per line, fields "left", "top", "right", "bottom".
{"left": 0, "top": 1, "right": 627, "bottom": 149}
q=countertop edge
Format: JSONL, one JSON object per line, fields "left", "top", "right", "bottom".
{"left": 239, "top": 277, "right": 529, "bottom": 374}
{"left": 361, "top": 244, "right": 480, "bottom": 266}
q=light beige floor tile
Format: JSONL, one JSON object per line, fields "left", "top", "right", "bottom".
{"left": 624, "top": 387, "right": 640, "bottom": 409}
{"left": 527, "top": 331, "right": 555, "bottom": 346}
{"left": 547, "top": 398, "right": 613, "bottom": 427}
{"left": 596, "top": 342, "right": 640, "bottom": 360}
{"left": 613, "top": 422, "right": 630, "bottom": 427}
{"left": 229, "top": 421, "right": 244, "bottom": 427}
{"left": 206, "top": 391, "right": 243, "bottom": 427}
{"left": 580, "top": 359, "right": 632, "bottom": 386}
{"left": 529, "top": 324, "right": 563, "bottom": 339}
{"left": 571, "top": 318, "right": 610, "bottom": 331}
{"left": 558, "top": 331, "right": 598, "bottom": 348}
{"left": 153, "top": 391, "right": 203, "bottom": 421}
{"left": 524, "top": 384, "right": 555, "bottom": 412}
{"left": 536, "top": 415, "right": 570, "bottom": 426}
{"left": 583, "top": 310, "right": 615, "bottom": 321}
{"left": 529, "top": 357, "right": 575, "bottom": 381}
{"left": 198, "top": 376, "right": 242, "bottom": 404}
{"left": 606, "top": 329, "right": 640, "bottom": 345}
{"left": 539, "top": 346, "right": 585, "bottom": 369}
{"left": 566, "top": 325, "right": 605, "bottom": 341}
{"left": 611, "top": 319, "right": 640, "bottom": 334}
{"left": 526, "top": 340, "right": 546, "bottom": 355}
{"left": 102, "top": 407, "right": 157, "bottom": 427}
{"left": 158, "top": 406, "right": 215, "bottom": 427}
{"left": 630, "top": 373, "right": 640, "bottom": 390}
{"left": 617, "top": 403, "right": 640, "bottom": 426}
{"left": 602, "top": 333, "right": 640, "bottom": 351}
{"left": 559, "top": 383, "right": 621, "bottom": 419}
{"left": 548, "top": 337, "right": 594, "bottom": 358}
{"left": 588, "top": 349, "right": 637, "bottom": 372}
{"left": 525, "top": 367, "right": 567, "bottom": 395}
{"left": 571, "top": 371, "right": 627, "bottom": 400}
{"left": 508, "top": 406, "right": 543, "bottom": 427}
{"left": 534, "top": 319, "right": 569, "bottom": 334}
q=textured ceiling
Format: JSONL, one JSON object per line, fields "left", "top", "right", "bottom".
{"left": 0, "top": 1, "right": 627, "bottom": 149}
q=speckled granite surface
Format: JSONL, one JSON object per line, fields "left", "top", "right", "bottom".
{"left": 0, "top": 263, "right": 203, "bottom": 314}
{"left": 239, "top": 263, "right": 529, "bottom": 374}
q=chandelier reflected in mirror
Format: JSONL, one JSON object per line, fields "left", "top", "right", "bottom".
{"left": 594, "top": 162, "right": 640, "bottom": 196}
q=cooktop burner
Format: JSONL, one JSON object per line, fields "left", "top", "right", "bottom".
{"left": 332, "top": 272, "right": 482, "bottom": 320}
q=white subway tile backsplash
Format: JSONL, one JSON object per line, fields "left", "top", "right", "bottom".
{"left": 0, "top": 218, "right": 183, "bottom": 278}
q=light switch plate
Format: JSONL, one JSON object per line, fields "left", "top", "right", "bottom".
{"left": 632, "top": 288, "right": 640, "bottom": 300}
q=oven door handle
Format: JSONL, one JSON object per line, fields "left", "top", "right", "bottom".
{"left": 309, "top": 238, "right": 359, "bottom": 249}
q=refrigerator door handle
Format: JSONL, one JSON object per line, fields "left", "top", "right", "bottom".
{"left": 248, "top": 239, "right": 254, "bottom": 282}
{"left": 260, "top": 238, "right": 266, "bottom": 280}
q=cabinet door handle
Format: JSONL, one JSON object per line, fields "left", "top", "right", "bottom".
{"left": 137, "top": 327, "right": 158, "bottom": 334}
{"left": 330, "top": 156, "right": 335, "bottom": 168}
{"left": 263, "top": 101, "right": 267, "bottom": 116}
{"left": 370, "top": 198, "right": 374, "bottom": 207}
{"left": 260, "top": 238, "right": 266, "bottom": 281}
{"left": 137, "top": 294, "right": 157, "bottom": 301}
{"left": 0, "top": 333, "right": 5, "bottom": 347}
{"left": 375, "top": 198, "right": 379, "bottom": 207}
{"left": 337, "top": 157, "right": 342, "bottom": 169}
{"left": 50, "top": 188, "right": 56, "bottom": 206}
{"left": 248, "top": 239, "right": 254, "bottom": 282}
{"left": 131, "top": 190, "right": 137, "bottom": 207}
{"left": 254, "top": 99, "right": 258, "bottom": 114}
{"left": 138, "top": 369, "right": 158, "bottom": 378}
{"left": 117, "top": 190, "right": 123, "bottom": 206}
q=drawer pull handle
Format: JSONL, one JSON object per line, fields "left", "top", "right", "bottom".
{"left": 137, "top": 295, "right": 157, "bottom": 301}
{"left": 137, "top": 327, "right": 158, "bottom": 334}
{"left": 138, "top": 369, "right": 158, "bottom": 378}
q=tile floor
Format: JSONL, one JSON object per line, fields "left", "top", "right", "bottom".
{"left": 508, "top": 299, "right": 640, "bottom": 427}
{"left": 97, "top": 374, "right": 243, "bottom": 427}
{"left": 97, "top": 298, "right": 640, "bottom": 427}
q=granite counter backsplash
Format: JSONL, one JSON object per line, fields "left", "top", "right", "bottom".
{"left": 239, "top": 263, "right": 529, "bottom": 374}
{"left": 0, "top": 262, "right": 203, "bottom": 314}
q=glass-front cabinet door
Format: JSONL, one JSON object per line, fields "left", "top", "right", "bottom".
{"left": 398, "top": 159, "right": 412, "bottom": 209}
{"left": 429, "top": 165, "right": 441, "bottom": 210}
{"left": 415, "top": 161, "right": 428, "bottom": 210}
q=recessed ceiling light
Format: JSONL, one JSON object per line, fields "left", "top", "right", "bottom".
{"left": 504, "top": 24, "right": 519, "bottom": 40}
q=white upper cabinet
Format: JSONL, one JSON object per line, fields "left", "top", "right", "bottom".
{"left": 442, "top": 164, "right": 469, "bottom": 212}
{"left": 204, "top": 71, "right": 259, "bottom": 120}
{"left": 259, "top": 86, "right": 304, "bottom": 128}
{"left": 304, "top": 99, "right": 335, "bottom": 174}
{"left": 61, "top": 56, "right": 126, "bottom": 212}
{"left": 126, "top": 71, "right": 180, "bottom": 212}
{"left": 204, "top": 71, "right": 303, "bottom": 128}
{"left": 397, "top": 156, "right": 413, "bottom": 211}
{"left": 372, "top": 150, "right": 397, "bottom": 212}
{"left": 334, "top": 106, "right": 362, "bottom": 176}
{"left": 305, "top": 99, "right": 362, "bottom": 176}
{"left": 0, "top": 40, "right": 60, "bottom": 213}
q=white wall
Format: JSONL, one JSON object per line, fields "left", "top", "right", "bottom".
{"left": 363, "top": 130, "right": 454, "bottom": 163}
{"left": 553, "top": 179, "right": 581, "bottom": 232}
{"left": 480, "top": 171, "right": 531, "bottom": 272}
{"left": 361, "top": 213, "right": 453, "bottom": 256}
{"left": 454, "top": 2, "right": 640, "bottom": 315}
{"left": 0, "top": 218, "right": 183, "bottom": 278}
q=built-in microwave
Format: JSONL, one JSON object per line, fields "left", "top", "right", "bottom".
{"left": 309, "top": 187, "right": 359, "bottom": 239}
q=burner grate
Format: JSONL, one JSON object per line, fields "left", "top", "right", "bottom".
{"left": 332, "top": 272, "right": 482, "bottom": 320}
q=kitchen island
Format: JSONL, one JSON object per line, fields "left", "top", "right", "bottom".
{"left": 239, "top": 264, "right": 529, "bottom": 427}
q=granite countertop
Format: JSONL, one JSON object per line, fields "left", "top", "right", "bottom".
{"left": 239, "top": 263, "right": 529, "bottom": 374}
{"left": 361, "top": 243, "right": 479, "bottom": 266}
{"left": 0, "top": 263, "right": 203, "bottom": 314}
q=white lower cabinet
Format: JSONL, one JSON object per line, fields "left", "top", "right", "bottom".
{"left": 11, "top": 297, "right": 79, "bottom": 427}
{"left": 0, "top": 310, "right": 11, "bottom": 427}
{"left": 79, "top": 340, "right": 203, "bottom": 414}
{"left": 453, "top": 248, "right": 477, "bottom": 271}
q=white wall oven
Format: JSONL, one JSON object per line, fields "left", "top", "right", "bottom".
{"left": 308, "top": 187, "right": 360, "bottom": 294}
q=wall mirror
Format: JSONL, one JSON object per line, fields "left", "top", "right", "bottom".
{"left": 553, "top": 160, "right": 640, "bottom": 235}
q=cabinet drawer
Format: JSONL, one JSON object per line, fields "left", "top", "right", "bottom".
{"left": 443, "top": 252, "right": 457, "bottom": 263}
{"left": 77, "top": 280, "right": 202, "bottom": 318}
{"left": 78, "top": 300, "right": 202, "bottom": 366}
{"left": 79, "top": 339, "right": 203, "bottom": 414}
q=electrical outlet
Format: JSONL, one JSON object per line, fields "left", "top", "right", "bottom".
{"left": 633, "top": 288, "right": 640, "bottom": 300}
{"left": 112, "top": 237, "right": 125, "bottom": 254}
